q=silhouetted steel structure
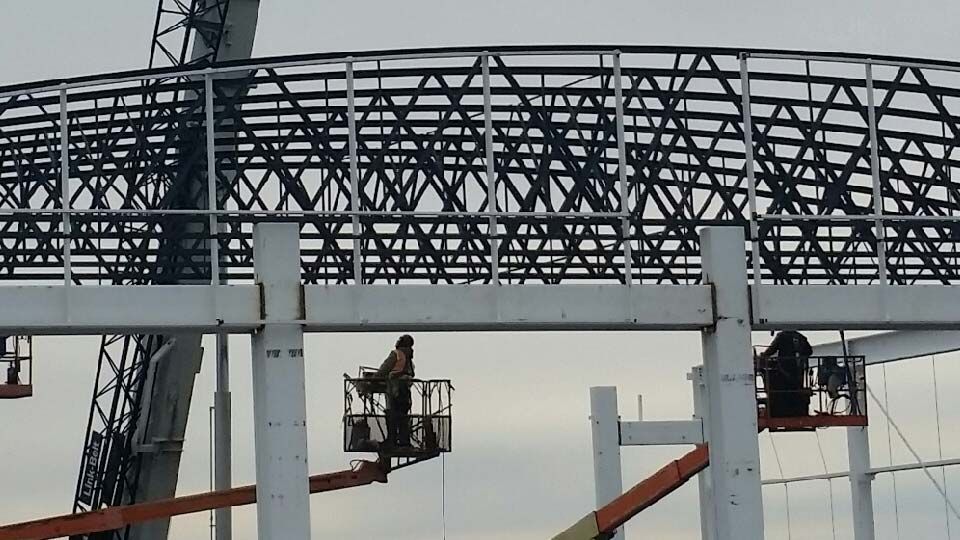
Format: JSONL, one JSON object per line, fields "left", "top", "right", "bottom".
{"left": 3, "top": 46, "right": 959, "bottom": 287}
{"left": 2, "top": 44, "right": 960, "bottom": 537}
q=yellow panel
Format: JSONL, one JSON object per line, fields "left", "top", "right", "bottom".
{"left": 552, "top": 513, "right": 600, "bottom": 540}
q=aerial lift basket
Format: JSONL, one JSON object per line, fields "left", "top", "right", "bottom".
{"left": 344, "top": 366, "right": 453, "bottom": 464}
{"left": 756, "top": 352, "right": 868, "bottom": 432}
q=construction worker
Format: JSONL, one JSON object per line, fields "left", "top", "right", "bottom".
{"left": 376, "top": 334, "right": 416, "bottom": 448}
{"left": 757, "top": 330, "right": 812, "bottom": 417}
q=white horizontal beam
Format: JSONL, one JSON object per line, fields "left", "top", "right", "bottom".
{"left": 5, "top": 283, "right": 960, "bottom": 335}
{"left": 812, "top": 331, "right": 960, "bottom": 365}
{"left": 762, "top": 457, "right": 960, "bottom": 486}
{"left": 0, "top": 285, "right": 259, "bottom": 334}
{"left": 762, "top": 471, "right": 849, "bottom": 486}
{"left": 869, "top": 457, "right": 960, "bottom": 476}
{"left": 0, "top": 284, "right": 713, "bottom": 335}
{"left": 753, "top": 285, "right": 960, "bottom": 330}
{"left": 619, "top": 420, "right": 704, "bottom": 446}
{"left": 302, "top": 285, "right": 714, "bottom": 332}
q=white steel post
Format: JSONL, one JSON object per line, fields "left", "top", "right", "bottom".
{"left": 739, "top": 54, "right": 762, "bottom": 314}
{"left": 59, "top": 86, "right": 71, "bottom": 287}
{"left": 865, "top": 62, "right": 888, "bottom": 286}
{"left": 482, "top": 53, "right": 499, "bottom": 285}
{"left": 847, "top": 426, "right": 876, "bottom": 540}
{"left": 590, "top": 386, "right": 624, "bottom": 540}
{"left": 700, "top": 226, "right": 764, "bottom": 540}
{"left": 690, "top": 365, "right": 716, "bottom": 540}
{"left": 613, "top": 51, "right": 632, "bottom": 286}
{"left": 848, "top": 361, "right": 876, "bottom": 540}
{"left": 347, "top": 60, "right": 363, "bottom": 285}
{"left": 206, "top": 73, "right": 233, "bottom": 540}
{"left": 204, "top": 74, "right": 220, "bottom": 285}
{"left": 251, "top": 223, "right": 311, "bottom": 539}
{"left": 214, "top": 333, "right": 232, "bottom": 540}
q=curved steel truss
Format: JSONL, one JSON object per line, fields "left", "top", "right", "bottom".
{"left": 2, "top": 45, "right": 960, "bottom": 286}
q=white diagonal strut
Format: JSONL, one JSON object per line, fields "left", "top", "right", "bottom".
{"left": 812, "top": 331, "right": 960, "bottom": 366}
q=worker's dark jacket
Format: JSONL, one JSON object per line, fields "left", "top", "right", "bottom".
{"left": 764, "top": 331, "right": 812, "bottom": 380}
{"left": 375, "top": 346, "right": 415, "bottom": 400}
{"left": 761, "top": 331, "right": 812, "bottom": 417}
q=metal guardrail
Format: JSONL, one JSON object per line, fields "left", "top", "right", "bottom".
{"left": 343, "top": 368, "right": 453, "bottom": 461}
{"left": 755, "top": 354, "right": 867, "bottom": 426}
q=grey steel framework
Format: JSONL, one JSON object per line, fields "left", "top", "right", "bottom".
{"left": 1, "top": 44, "right": 960, "bottom": 533}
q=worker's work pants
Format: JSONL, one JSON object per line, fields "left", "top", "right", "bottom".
{"left": 768, "top": 371, "right": 808, "bottom": 417}
{"left": 386, "top": 388, "right": 412, "bottom": 447}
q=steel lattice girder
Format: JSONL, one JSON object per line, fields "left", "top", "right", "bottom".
{"left": 1, "top": 45, "right": 960, "bottom": 288}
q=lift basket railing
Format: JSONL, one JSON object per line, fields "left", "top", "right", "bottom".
{"left": 343, "top": 366, "right": 452, "bottom": 455}
{"left": 755, "top": 353, "right": 867, "bottom": 422}
{"left": 0, "top": 336, "right": 33, "bottom": 399}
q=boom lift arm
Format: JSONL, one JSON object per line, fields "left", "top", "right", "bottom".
{"left": 553, "top": 446, "right": 709, "bottom": 540}
{"left": 554, "top": 389, "right": 869, "bottom": 540}
{"left": 0, "top": 461, "right": 386, "bottom": 540}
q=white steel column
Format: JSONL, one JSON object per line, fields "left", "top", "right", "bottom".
{"left": 59, "top": 86, "right": 71, "bottom": 286}
{"left": 865, "top": 62, "right": 888, "bottom": 286}
{"left": 848, "top": 359, "right": 876, "bottom": 540}
{"left": 214, "top": 333, "right": 232, "bottom": 540}
{"left": 590, "top": 386, "right": 624, "bottom": 540}
{"left": 347, "top": 60, "right": 363, "bottom": 285}
{"left": 739, "top": 54, "right": 762, "bottom": 316}
{"left": 251, "top": 223, "right": 311, "bottom": 538}
{"left": 613, "top": 51, "right": 632, "bottom": 286}
{"left": 205, "top": 71, "right": 233, "bottom": 540}
{"left": 847, "top": 426, "right": 875, "bottom": 540}
{"left": 700, "top": 227, "right": 764, "bottom": 540}
{"left": 482, "top": 53, "right": 499, "bottom": 284}
{"left": 690, "top": 366, "right": 715, "bottom": 540}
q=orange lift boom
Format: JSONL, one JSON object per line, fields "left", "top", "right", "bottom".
{"left": 553, "top": 446, "right": 709, "bottom": 540}
{"left": 554, "top": 412, "right": 866, "bottom": 540}
{"left": 0, "top": 461, "right": 387, "bottom": 540}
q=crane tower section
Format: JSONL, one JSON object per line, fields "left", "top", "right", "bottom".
{"left": 72, "top": 2, "right": 259, "bottom": 539}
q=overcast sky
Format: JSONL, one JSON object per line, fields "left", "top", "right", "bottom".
{"left": 2, "top": 2, "right": 960, "bottom": 539}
